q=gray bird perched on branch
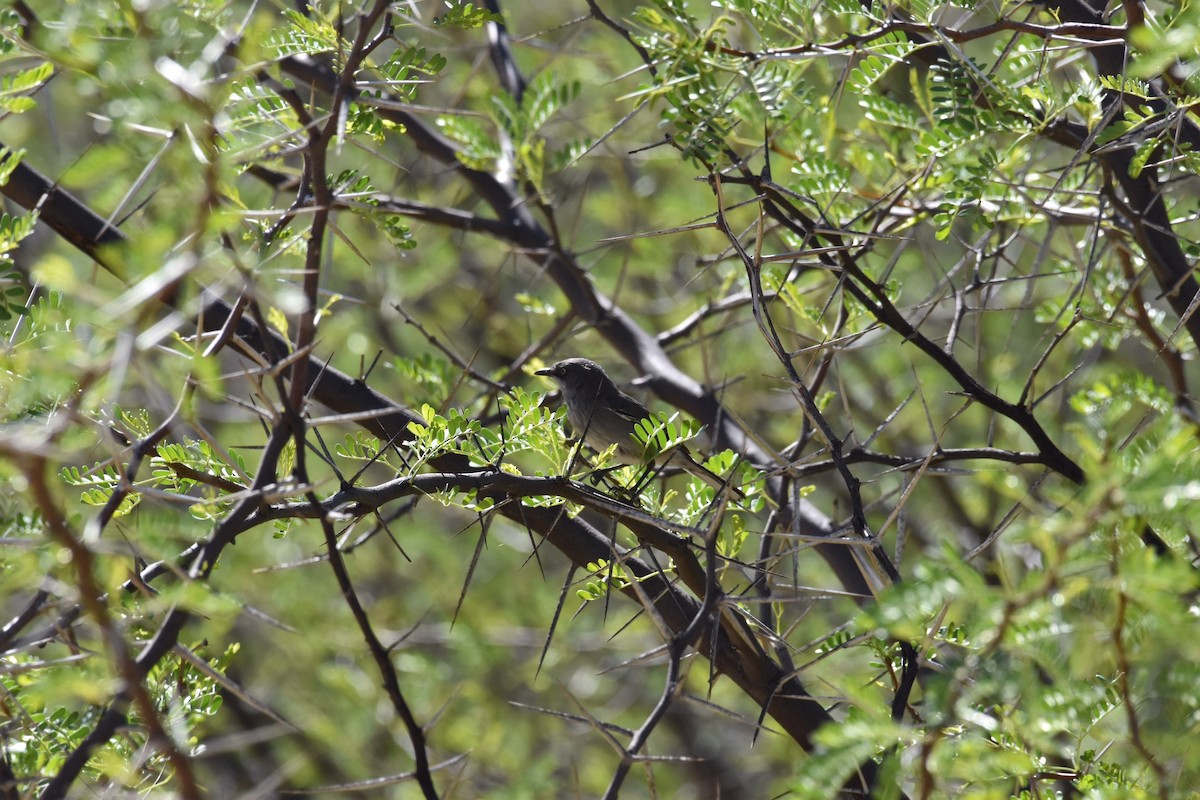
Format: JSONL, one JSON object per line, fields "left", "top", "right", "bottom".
{"left": 536, "top": 358, "right": 740, "bottom": 496}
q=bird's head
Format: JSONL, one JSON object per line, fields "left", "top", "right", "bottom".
{"left": 535, "top": 358, "right": 604, "bottom": 386}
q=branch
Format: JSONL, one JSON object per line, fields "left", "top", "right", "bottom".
{"left": 34, "top": 425, "right": 293, "bottom": 799}
{"left": 746, "top": 178, "right": 1086, "bottom": 484}
{"left": 273, "top": 51, "right": 876, "bottom": 598}
{"left": 0, "top": 161, "right": 847, "bottom": 767}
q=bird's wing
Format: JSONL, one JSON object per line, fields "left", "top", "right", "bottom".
{"left": 610, "top": 390, "right": 651, "bottom": 423}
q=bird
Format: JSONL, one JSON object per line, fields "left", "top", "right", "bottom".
{"left": 535, "top": 358, "right": 740, "bottom": 496}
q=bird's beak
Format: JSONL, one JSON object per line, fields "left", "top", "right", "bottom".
{"left": 535, "top": 367, "right": 554, "bottom": 377}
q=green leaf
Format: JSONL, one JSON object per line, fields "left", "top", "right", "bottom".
{"left": 0, "top": 60, "right": 52, "bottom": 113}
{"left": 433, "top": 2, "right": 503, "bottom": 29}
{"left": 632, "top": 412, "right": 702, "bottom": 461}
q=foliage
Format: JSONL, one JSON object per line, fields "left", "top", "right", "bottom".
{"left": 1, "top": 0, "right": 1198, "bottom": 798}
